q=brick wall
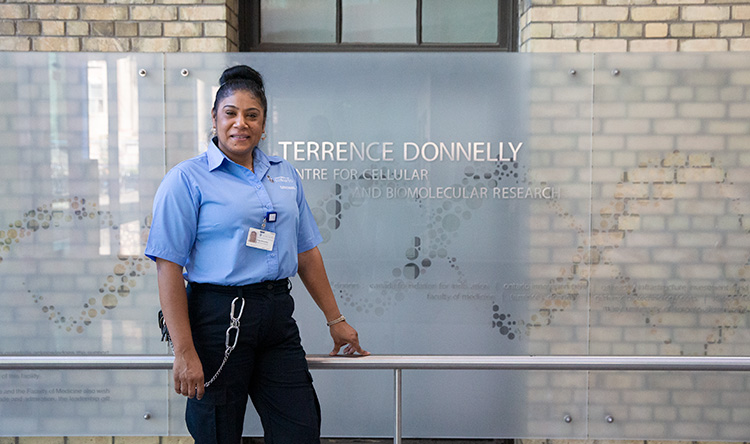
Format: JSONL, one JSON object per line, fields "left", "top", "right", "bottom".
{"left": 2, "top": 1, "right": 749, "bottom": 55}
{"left": 0, "top": 0, "right": 239, "bottom": 52}
{"left": 520, "top": 0, "right": 750, "bottom": 52}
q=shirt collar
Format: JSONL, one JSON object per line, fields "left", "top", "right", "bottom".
{"left": 207, "top": 138, "right": 228, "bottom": 172}
{"left": 253, "top": 147, "right": 271, "bottom": 178}
{"left": 207, "top": 138, "right": 282, "bottom": 176}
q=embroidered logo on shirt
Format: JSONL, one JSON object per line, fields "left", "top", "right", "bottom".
{"left": 271, "top": 176, "right": 295, "bottom": 183}
{"left": 270, "top": 176, "right": 296, "bottom": 191}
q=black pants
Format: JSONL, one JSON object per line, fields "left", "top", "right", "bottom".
{"left": 185, "top": 279, "right": 321, "bottom": 444}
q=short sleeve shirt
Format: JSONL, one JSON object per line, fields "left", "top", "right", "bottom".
{"left": 145, "top": 140, "right": 323, "bottom": 285}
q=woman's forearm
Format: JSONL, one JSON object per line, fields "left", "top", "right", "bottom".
{"left": 297, "top": 246, "right": 342, "bottom": 322}
{"left": 155, "top": 258, "right": 195, "bottom": 355}
{"left": 155, "top": 258, "right": 205, "bottom": 398}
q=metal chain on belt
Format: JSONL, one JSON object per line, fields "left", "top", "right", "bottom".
{"left": 163, "top": 296, "right": 246, "bottom": 389}
{"left": 205, "top": 296, "right": 245, "bottom": 388}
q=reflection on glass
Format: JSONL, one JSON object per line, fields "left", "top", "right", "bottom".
{"left": 49, "top": 55, "right": 70, "bottom": 200}
{"left": 116, "top": 57, "right": 142, "bottom": 256}
{"left": 261, "top": 0, "right": 336, "bottom": 43}
{"left": 87, "top": 60, "right": 111, "bottom": 255}
{"left": 197, "top": 81, "right": 216, "bottom": 155}
{"left": 422, "top": 0, "right": 498, "bottom": 43}
{"left": 342, "top": 0, "right": 416, "bottom": 43}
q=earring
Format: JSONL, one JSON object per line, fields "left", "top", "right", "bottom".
{"left": 211, "top": 127, "right": 216, "bottom": 136}
{"left": 261, "top": 132, "right": 266, "bottom": 141}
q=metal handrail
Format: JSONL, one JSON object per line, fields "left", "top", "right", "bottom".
{"left": 2, "top": 354, "right": 750, "bottom": 444}
{"left": 2, "top": 354, "right": 750, "bottom": 371}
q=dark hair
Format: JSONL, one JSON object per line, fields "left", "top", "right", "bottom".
{"left": 212, "top": 65, "right": 267, "bottom": 119}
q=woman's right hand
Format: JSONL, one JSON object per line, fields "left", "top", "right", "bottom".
{"left": 173, "top": 347, "right": 205, "bottom": 400}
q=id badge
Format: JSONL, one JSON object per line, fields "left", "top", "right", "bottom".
{"left": 246, "top": 228, "right": 276, "bottom": 251}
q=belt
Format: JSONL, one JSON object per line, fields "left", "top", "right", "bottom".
{"left": 189, "top": 278, "right": 291, "bottom": 295}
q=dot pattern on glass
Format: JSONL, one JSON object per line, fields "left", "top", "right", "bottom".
{"left": 3, "top": 197, "right": 153, "bottom": 333}
{"left": 491, "top": 304, "right": 520, "bottom": 340}
{"left": 411, "top": 160, "right": 527, "bottom": 284}
{"left": 309, "top": 161, "right": 528, "bottom": 318}
{"left": 335, "top": 286, "right": 393, "bottom": 317}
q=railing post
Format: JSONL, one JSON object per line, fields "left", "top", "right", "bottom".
{"left": 394, "top": 368, "right": 402, "bottom": 444}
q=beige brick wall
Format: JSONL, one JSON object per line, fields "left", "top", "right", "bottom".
{"left": 0, "top": 0, "right": 239, "bottom": 52}
{"left": 2, "top": 0, "right": 748, "bottom": 54}
{"left": 521, "top": 0, "right": 750, "bottom": 52}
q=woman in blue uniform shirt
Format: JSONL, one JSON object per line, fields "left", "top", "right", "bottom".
{"left": 145, "top": 65, "right": 367, "bottom": 444}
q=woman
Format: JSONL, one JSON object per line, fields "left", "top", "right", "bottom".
{"left": 145, "top": 65, "right": 367, "bottom": 444}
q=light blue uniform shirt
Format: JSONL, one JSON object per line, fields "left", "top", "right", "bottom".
{"left": 145, "top": 140, "right": 323, "bottom": 285}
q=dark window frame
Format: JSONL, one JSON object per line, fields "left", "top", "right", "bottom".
{"left": 239, "top": 0, "right": 518, "bottom": 52}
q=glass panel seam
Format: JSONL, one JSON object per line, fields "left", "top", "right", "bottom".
{"left": 160, "top": 52, "right": 168, "bottom": 176}
{"left": 417, "top": 0, "right": 423, "bottom": 45}
{"left": 585, "top": 53, "right": 596, "bottom": 441}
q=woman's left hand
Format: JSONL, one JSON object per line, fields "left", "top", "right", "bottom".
{"left": 329, "top": 321, "right": 369, "bottom": 356}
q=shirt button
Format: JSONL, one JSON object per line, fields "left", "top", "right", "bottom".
{"left": 266, "top": 284, "right": 274, "bottom": 290}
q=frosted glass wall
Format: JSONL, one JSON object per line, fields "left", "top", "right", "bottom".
{"left": 1, "top": 51, "right": 749, "bottom": 440}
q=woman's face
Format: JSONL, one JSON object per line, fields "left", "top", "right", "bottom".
{"left": 212, "top": 90, "right": 266, "bottom": 168}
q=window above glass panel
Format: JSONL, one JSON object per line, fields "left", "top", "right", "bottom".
{"left": 260, "top": 0, "right": 337, "bottom": 44}
{"left": 341, "top": 0, "right": 416, "bottom": 44}
{"left": 422, "top": 0, "right": 499, "bottom": 44}
{"left": 240, "top": 0, "right": 517, "bottom": 51}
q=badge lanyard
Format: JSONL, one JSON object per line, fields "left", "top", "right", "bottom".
{"left": 246, "top": 211, "right": 277, "bottom": 251}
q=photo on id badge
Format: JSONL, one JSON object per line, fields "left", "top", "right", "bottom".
{"left": 246, "top": 227, "right": 275, "bottom": 251}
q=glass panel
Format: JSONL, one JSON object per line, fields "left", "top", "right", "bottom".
{"left": 588, "top": 371, "right": 750, "bottom": 441}
{"left": 520, "top": 53, "right": 594, "bottom": 439}
{"left": 3, "top": 51, "right": 750, "bottom": 440}
{"left": 164, "top": 51, "right": 564, "bottom": 437}
{"left": 422, "top": 0, "right": 499, "bottom": 43}
{"left": 588, "top": 52, "right": 750, "bottom": 440}
{"left": 0, "top": 52, "right": 168, "bottom": 435}
{"left": 275, "top": 51, "right": 531, "bottom": 437}
{"left": 261, "top": 0, "right": 336, "bottom": 44}
{"left": 342, "top": 0, "right": 416, "bottom": 43}
{"left": 0, "top": 370, "right": 168, "bottom": 436}
{"left": 0, "top": 51, "right": 164, "bottom": 354}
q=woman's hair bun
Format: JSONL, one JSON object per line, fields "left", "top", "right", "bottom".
{"left": 219, "top": 65, "right": 264, "bottom": 90}
{"left": 212, "top": 64, "right": 268, "bottom": 118}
